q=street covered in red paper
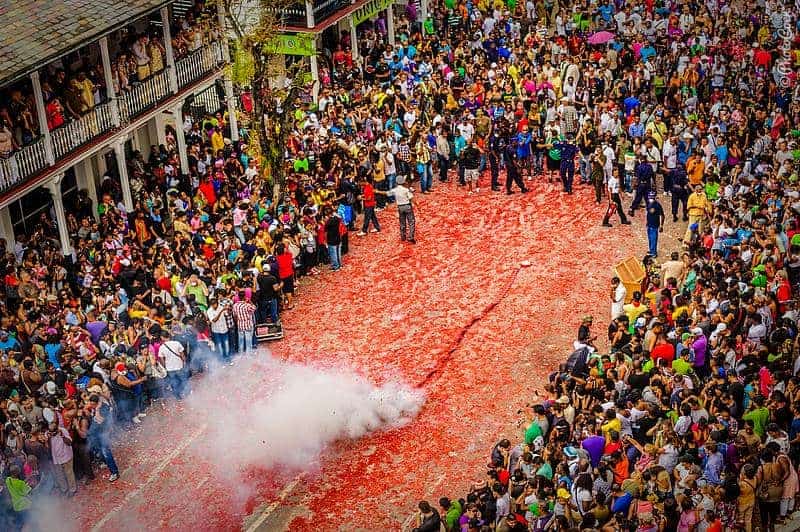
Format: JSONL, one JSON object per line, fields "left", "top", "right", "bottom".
{"left": 71, "top": 180, "right": 644, "bottom": 531}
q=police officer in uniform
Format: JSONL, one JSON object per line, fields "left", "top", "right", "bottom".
{"left": 670, "top": 166, "right": 690, "bottom": 222}
{"left": 628, "top": 155, "right": 654, "bottom": 216}
{"left": 488, "top": 127, "right": 507, "bottom": 192}
{"left": 504, "top": 143, "right": 528, "bottom": 195}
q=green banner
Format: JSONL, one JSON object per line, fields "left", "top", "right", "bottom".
{"left": 266, "top": 33, "right": 316, "bottom": 56}
{"left": 353, "top": 0, "right": 394, "bottom": 25}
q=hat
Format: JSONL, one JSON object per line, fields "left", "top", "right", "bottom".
{"left": 582, "top": 315, "right": 593, "bottom": 323}
{"left": 43, "top": 407, "right": 55, "bottom": 424}
{"left": 87, "top": 385, "right": 103, "bottom": 394}
{"left": 557, "top": 395, "right": 571, "bottom": 405}
{"left": 563, "top": 445, "right": 578, "bottom": 458}
{"left": 691, "top": 327, "right": 703, "bottom": 336}
{"left": 556, "top": 488, "right": 570, "bottom": 500}
{"left": 45, "top": 381, "right": 57, "bottom": 395}
{"left": 115, "top": 362, "right": 126, "bottom": 372}
{"left": 46, "top": 293, "right": 57, "bottom": 302}
{"left": 635, "top": 317, "right": 647, "bottom": 328}
{"left": 396, "top": 175, "right": 406, "bottom": 185}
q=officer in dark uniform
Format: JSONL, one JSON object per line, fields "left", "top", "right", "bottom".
{"left": 504, "top": 143, "right": 528, "bottom": 195}
{"left": 670, "top": 166, "right": 690, "bottom": 222}
{"left": 488, "top": 128, "right": 507, "bottom": 191}
{"left": 629, "top": 155, "right": 654, "bottom": 216}
{"left": 554, "top": 137, "right": 580, "bottom": 194}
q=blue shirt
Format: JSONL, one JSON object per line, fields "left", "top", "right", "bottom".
{"left": 628, "top": 123, "right": 644, "bottom": 138}
{"left": 611, "top": 492, "right": 632, "bottom": 514}
{"left": 0, "top": 337, "right": 19, "bottom": 352}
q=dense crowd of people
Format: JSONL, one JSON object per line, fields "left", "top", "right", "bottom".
{"left": 0, "top": 0, "right": 219, "bottom": 158}
{"left": 402, "top": 0, "right": 800, "bottom": 531}
{"left": 1, "top": 0, "right": 800, "bottom": 528}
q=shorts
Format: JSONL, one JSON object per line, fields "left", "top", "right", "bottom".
{"left": 464, "top": 168, "right": 479, "bottom": 182}
{"left": 280, "top": 276, "right": 294, "bottom": 294}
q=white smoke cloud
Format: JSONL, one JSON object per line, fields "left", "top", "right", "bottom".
{"left": 185, "top": 354, "right": 425, "bottom": 475}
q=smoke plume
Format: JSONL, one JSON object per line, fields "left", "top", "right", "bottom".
{"left": 186, "top": 353, "right": 425, "bottom": 474}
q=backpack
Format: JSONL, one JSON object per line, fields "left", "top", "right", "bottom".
{"left": 565, "top": 347, "right": 590, "bottom": 377}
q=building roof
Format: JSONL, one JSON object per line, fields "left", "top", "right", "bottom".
{"left": 0, "top": 0, "right": 171, "bottom": 87}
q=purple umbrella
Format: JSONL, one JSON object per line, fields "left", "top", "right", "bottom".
{"left": 587, "top": 31, "right": 615, "bottom": 45}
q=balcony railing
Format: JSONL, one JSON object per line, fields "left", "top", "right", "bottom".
{"left": 269, "top": 0, "right": 352, "bottom": 27}
{"left": 51, "top": 102, "right": 116, "bottom": 161}
{"left": 267, "top": 2, "right": 307, "bottom": 28}
{"left": 119, "top": 68, "right": 172, "bottom": 123}
{"left": 176, "top": 41, "right": 225, "bottom": 89}
{"left": 313, "top": 0, "right": 350, "bottom": 24}
{"left": 0, "top": 42, "right": 225, "bottom": 195}
{"left": 0, "top": 138, "right": 49, "bottom": 193}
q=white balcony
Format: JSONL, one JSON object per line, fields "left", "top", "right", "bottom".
{"left": 118, "top": 68, "right": 173, "bottom": 123}
{"left": 0, "top": 138, "right": 49, "bottom": 193}
{"left": 51, "top": 102, "right": 116, "bottom": 161}
{"left": 176, "top": 41, "right": 225, "bottom": 89}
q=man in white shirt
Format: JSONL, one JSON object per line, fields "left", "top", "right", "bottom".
{"left": 602, "top": 168, "right": 630, "bottom": 227}
{"left": 611, "top": 277, "right": 627, "bottom": 320}
{"left": 662, "top": 135, "right": 678, "bottom": 194}
{"left": 206, "top": 298, "right": 231, "bottom": 360}
{"left": 159, "top": 331, "right": 187, "bottom": 399}
{"left": 377, "top": 175, "right": 416, "bottom": 243}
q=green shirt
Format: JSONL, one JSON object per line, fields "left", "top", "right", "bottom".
{"left": 742, "top": 407, "right": 770, "bottom": 438}
{"left": 536, "top": 462, "right": 553, "bottom": 480}
{"left": 184, "top": 282, "right": 208, "bottom": 309}
{"left": 705, "top": 182, "right": 720, "bottom": 201}
{"left": 672, "top": 358, "right": 692, "bottom": 376}
{"left": 445, "top": 500, "right": 462, "bottom": 530}
{"left": 525, "top": 422, "right": 543, "bottom": 446}
{"left": 6, "top": 477, "right": 31, "bottom": 512}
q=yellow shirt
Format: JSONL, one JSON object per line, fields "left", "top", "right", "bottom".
{"left": 211, "top": 132, "right": 224, "bottom": 153}
{"left": 602, "top": 417, "right": 622, "bottom": 442}
{"left": 687, "top": 191, "right": 709, "bottom": 216}
{"left": 624, "top": 301, "right": 648, "bottom": 325}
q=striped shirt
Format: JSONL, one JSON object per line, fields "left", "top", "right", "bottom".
{"left": 232, "top": 300, "right": 257, "bottom": 331}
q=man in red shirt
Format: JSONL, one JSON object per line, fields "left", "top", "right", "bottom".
{"left": 357, "top": 176, "right": 381, "bottom": 236}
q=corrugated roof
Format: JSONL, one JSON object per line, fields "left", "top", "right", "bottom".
{"left": 0, "top": 0, "right": 171, "bottom": 87}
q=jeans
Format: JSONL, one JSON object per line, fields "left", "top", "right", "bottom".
{"left": 398, "top": 204, "right": 415, "bottom": 240}
{"left": 418, "top": 162, "right": 433, "bottom": 192}
{"left": 238, "top": 329, "right": 254, "bottom": 353}
{"left": 212, "top": 331, "right": 230, "bottom": 359}
{"left": 91, "top": 434, "right": 119, "bottom": 476}
{"left": 327, "top": 243, "right": 342, "bottom": 270}
{"left": 647, "top": 225, "right": 660, "bottom": 257}
{"left": 560, "top": 161, "right": 575, "bottom": 193}
{"left": 362, "top": 206, "right": 381, "bottom": 232}
{"left": 167, "top": 368, "right": 188, "bottom": 399}
{"left": 438, "top": 155, "right": 449, "bottom": 181}
{"left": 233, "top": 225, "right": 246, "bottom": 244}
{"left": 579, "top": 155, "right": 592, "bottom": 182}
{"left": 385, "top": 174, "right": 396, "bottom": 202}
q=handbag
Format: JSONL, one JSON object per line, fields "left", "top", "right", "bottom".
{"left": 152, "top": 362, "right": 167, "bottom": 379}
{"left": 758, "top": 463, "right": 783, "bottom": 502}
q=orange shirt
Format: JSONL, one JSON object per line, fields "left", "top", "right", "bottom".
{"left": 613, "top": 455, "right": 630, "bottom": 484}
{"left": 687, "top": 157, "right": 705, "bottom": 185}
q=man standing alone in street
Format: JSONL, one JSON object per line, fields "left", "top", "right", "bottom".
{"left": 645, "top": 191, "right": 665, "bottom": 258}
{"left": 378, "top": 175, "right": 416, "bottom": 243}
